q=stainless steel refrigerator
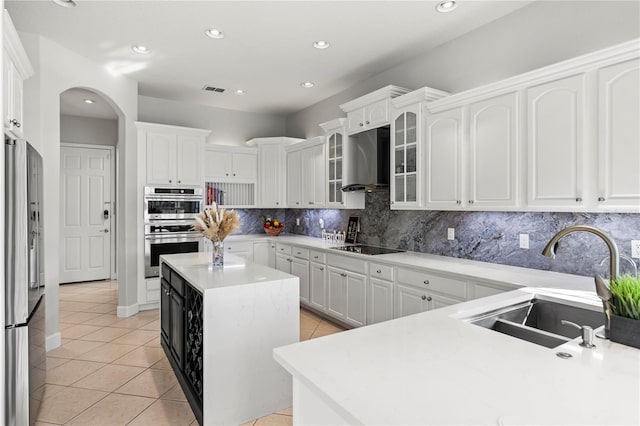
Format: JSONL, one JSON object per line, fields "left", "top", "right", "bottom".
{"left": 4, "top": 137, "right": 46, "bottom": 426}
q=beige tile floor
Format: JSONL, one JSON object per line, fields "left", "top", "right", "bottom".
{"left": 38, "top": 280, "right": 345, "bottom": 426}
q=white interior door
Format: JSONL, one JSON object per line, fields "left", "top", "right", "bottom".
{"left": 60, "top": 146, "right": 112, "bottom": 283}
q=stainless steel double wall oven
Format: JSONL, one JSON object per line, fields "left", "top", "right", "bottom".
{"left": 144, "top": 186, "right": 203, "bottom": 278}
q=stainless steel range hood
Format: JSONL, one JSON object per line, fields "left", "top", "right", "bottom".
{"left": 341, "top": 126, "right": 390, "bottom": 192}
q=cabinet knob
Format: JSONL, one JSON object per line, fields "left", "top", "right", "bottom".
{"left": 320, "top": 267, "right": 324, "bottom": 271}
{"left": 468, "top": 200, "right": 474, "bottom": 204}
{"left": 178, "top": 180, "right": 181, "bottom": 184}
{"left": 365, "top": 121, "right": 370, "bottom": 125}
{"left": 233, "top": 173, "right": 236, "bottom": 176}
{"left": 340, "top": 273, "right": 347, "bottom": 277}
{"left": 427, "top": 296, "right": 432, "bottom": 302}
{"left": 456, "top": 200, "right": 462, "bottom": 205}
{"left": 10, "top": 119, "right": 21, "bottom": 128}
{"left": 423, "top": 280, "right": 430, "bottom": 285}
{"left": 226, "top": 173, "right": 229, "bottom": 176}
{"left": 376, "top": 269, "right": 382, "bottom": 274}
{"left": 421, "top": 295, "right": 427, "bottom": 300}
{"left": 598, "top": 197, "right": 606, "bottom": 202}
{"left": 169, "top": 179, "right": 172, "bottom": 183}
{"left": 276, "top": 202, "right": 279, "bottom": 205}
{"left": 575, "top": 197, "right": 582, "bottom": 202}
{"left": 296, "top": 202, "right": 300, "bottom": 205}
{"left": 288, "top": 258, "right": 293, "bottom": 262}
{"left": 309, "top": 202, "right": 314, "bottom": 205}
{"left": 359, "top": 123, "right": 364, "bottom": 127}
{"left": 297, "top": 252, "right": 301, "bottom": 255}
{"left": 271, "top": 244, "right": 275, "bottom": 248}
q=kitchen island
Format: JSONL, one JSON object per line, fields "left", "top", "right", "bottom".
{"left": 274, "top": 286, "right": 640, "bottom": 425}
{"left": 159, "top": 252, "right": 299, "bottom": 426}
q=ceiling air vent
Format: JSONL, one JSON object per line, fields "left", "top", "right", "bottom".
{"left": 202, "top": 85, "right": 225, "bottom": 93}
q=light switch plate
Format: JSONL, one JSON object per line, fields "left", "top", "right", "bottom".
{"left": 632, "top": 240, "right": 640, "bottom": 259}
{"left": 447, "top": 228, "right": 455, "bottom": 241}
{"left": 519, "top": 234, "right": 529, "bottom": 249}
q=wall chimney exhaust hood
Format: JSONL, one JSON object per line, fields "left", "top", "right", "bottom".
{"left": 341, "top": 126, "right": 390, "bottom": 192}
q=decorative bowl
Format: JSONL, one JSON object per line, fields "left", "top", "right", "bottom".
{"left": 264, "top": 226, "right": 283, "bottom": 237}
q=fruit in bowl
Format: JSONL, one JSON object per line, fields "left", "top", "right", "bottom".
{"left": 262, "top": 217, "right": 284, "bottom": 236}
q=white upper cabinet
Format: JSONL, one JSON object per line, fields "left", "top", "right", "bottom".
{"left": 391, "top": 105, "right": 420, "bottom": 208}
{"left": 138, "top": 122, "right": 210, "bottom": 187}
{"left": 205, "top": 145, "right": 257, "bottom": 182}
{"left": 527, "top": 74, "right": 586, "bottom": 209}
{"left": 3, "top": 10, "right": 34, "bottom": 138}
{"left": 468, "top": 92, "right": 520, "bottom": 208}
{"left": 286, "top": 149, "right": 302, "bottom": 208}
{"left": 424, "top": 107, "right": 464, "bottom": 209}
{"left": 301, "top": 140, "right": 326, "bottom": 207}
{"left": 248, "top": 137, "right": 303, "bottom": 208}
{"left": 340, "top": 85, "right": 411, "bottom": 135}
{"left": 597, "top": 58, "right": 640, "bottom": 209}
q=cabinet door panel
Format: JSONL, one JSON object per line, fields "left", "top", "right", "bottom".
{"left": 232, "top": 153, "right": 257, "bottom": 179}
{"left": 327, "top": 268, "right": 346, "bottom": 320}
{"left": 3, "top": 51, "right": 11, "bottom": 130}
{"left": 259, "top": 147, "right": 283, "bottom": 207}
{"left": 469, "top": 93, "right": 518, "bottom": 207}
{"left": 160, "top": 279, "right": 171, "bottom": 343}
{"left": 598, "top": 59, "right": 640, "bottom": 208}
{"left": 177, "top": 135, "right": 202, "bottom": 185}
{"left": 395, "top": 284, "right": 428, "bottom": 318}
{"left": 275, "top": 253, "right": 291, "bottom": 274}
{"left": 527, "top": 74, "right": 585, "bottom": 207}
{"left": 170, "top": 291, "right": 184, "bottom": 368}
{"left": 345, "top": 272, "right": 366, "bottom": 327}
{"left": 146, "top": 133, "right": 176, "bottom": 185}
{"left": 287, "top": 150, "right": 302, "bottom": 207}
{"left": 310, "top": 263, "right": 327, "bottom": 312}
{"left": 367, "top": 100, "right": 389, "bottom": 127}
{"left": 291, "top": 258, "right": 310, "bottom": 305}
{"left": 424, "top": 108, "right": 463, "bottom": 208}
{"left": 347, "top": 109, "right": 366, "bottom": 133}
{"left": 302, "top": 144, "right": 326, "bottom": 207}
{"left": 205, "top": 149, "right": 231, "bottom": 180}
{"left": 368, "top": 278, "right": 393, "bottom": 325}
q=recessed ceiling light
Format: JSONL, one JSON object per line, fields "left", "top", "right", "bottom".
{"left": 205, "top": 29, "right": 224, "bottom": 39}
{"left": 83, "top": 99, "right": 96, "bottom": 104}
{"left": 300, "top": 82, "right": 315, "bottom": 88}
{"left": 132, "top": 45, "right": 151, "bottom": 54}
{"left": 312, "top": 41, "right": 330, "bottom": 49}
{"left": 52, "top": 0, "right": 77, "bottom": 8}
{"left": 436, "top": 0, "right": 457, "bottom": 13}
{"left": 234, "top": 89, "right": 246, "bottom": 95}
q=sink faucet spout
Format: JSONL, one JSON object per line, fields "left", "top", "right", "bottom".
{"left": 541, "top": 225, "right": 620, "bottom": 283}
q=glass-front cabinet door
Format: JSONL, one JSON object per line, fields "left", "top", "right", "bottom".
{"left": 391, "top": 105, "right": 420, "bottom": 208}
{"left": 327, "top": 132, "right": 343, "bottom": 206}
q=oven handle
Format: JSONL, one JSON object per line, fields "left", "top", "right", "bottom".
{"left": 145, "top": 234, "right": 202, "bottom": 241}
{"left": 144, "top": 195, "right": 203, "bottom": 202}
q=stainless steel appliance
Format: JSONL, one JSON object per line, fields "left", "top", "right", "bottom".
{"left": 4, "top": 137, "right": 46, "bottom": 426}
{"left": 144, "top": 220, "right": 203, "bottom": 278}
{"left": 331, "top": 245, "right": 405, "bottom": 255}
{"left": 144, "top": 186, "right": 203, "bottom": 221}
{"left": 341, "top": 126, "right": 391, "bottom": 192}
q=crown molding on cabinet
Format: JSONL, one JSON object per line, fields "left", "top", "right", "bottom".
{"left": 339, "top": 85, "right": 412, "bottom": 113}
{"left": 3, "top": 10, "right": 34, "bottom": 78}
{"left": 245, "top": 136, "right": 303, "bottom": 147}
{"left": 319, "top": 118, "right": 346, "bottom": 133}
{"left": 284, "top": 135, "right": 325, "bottom": 152}
{"left": 391, "top": 87, "right": 450, "bottom": 109}
{"left": 427, "top": 38, "right": 640, "bottom": 113}
{"left": 134, "top": 121, "right": 211, "bottom": 137}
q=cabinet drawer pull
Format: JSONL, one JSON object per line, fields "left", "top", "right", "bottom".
{"left": 297, "top": 252, "right": 301, "bottom": 255}
{"left": 308, "top": 202, "right": 314, "bottom": 205}
{"left": 456, "top": 200, "right": 462, "bottom": 205}
{"left": 376, "top": 269, "right": 382, "bottom": 274}
{"left": 276, "top": 202, "right": 279, "bottom": 205}
{"left": 468, "top": 200, "right": 474, "bottom": 204}
{"left": 280, "top": 248, "right": 285, "bottom": 251}
{"left": 226, "top": 173, "right": 229, "bottom": 176}
{"left": 421, "top": 295, "right": 427, "bottom": 300}
{"left": 313, "top": 255, "right": 319, "bottom": 259}
{"left": 575, "top": 197, "right": 582, "bottom": 202}
{"left": 10, "top": 119, "right": 21, "bottom": 128}
{"left": 233, "top": 173, "right": 236, "bottom": 176}
{"left": 598, "top": 197, "right": 606, "bottom": 202}
{"left": 340, "top": 273, "right": 347, "bottom": 277}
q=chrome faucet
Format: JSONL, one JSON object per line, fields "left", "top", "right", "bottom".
{"left": 542, "top": 225, "right": 620, "bottom": 283}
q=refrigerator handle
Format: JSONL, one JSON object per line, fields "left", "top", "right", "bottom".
{"left": 29, "top": 231, "right": 38, "bottom": 289}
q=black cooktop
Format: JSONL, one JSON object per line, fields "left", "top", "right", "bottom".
{"left": 331, "top": 245, "right": 405, "bottom": 255}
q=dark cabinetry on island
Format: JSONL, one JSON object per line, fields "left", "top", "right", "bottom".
{"left": 160, "top": 262, "right": 203, "bottom": 424}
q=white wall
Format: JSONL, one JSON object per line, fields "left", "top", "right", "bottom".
{"left": 20, "top": 33, "right": 138, "bottom": 349}
{"left": 138, "top": 95, "right": 286, "bottom": 146}
{"left": 286, "top": 0, "right": 640, "bottom": 138}
{"left": 60, "top": 114, "right": 118, "bottom": 146}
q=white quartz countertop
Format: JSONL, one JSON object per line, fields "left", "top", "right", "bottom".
{"left": 274, "top": 288, "right": 640, "bottom": 425}
{"left": 226, "top": 234, "right": 595, "bottom": 293}
{"left": 160, "top": 252, "right": 295, "bottom": 293}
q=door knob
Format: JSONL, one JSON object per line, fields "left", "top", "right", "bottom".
{"left": 100, "top": 229, "right": 109, "bottom": 233}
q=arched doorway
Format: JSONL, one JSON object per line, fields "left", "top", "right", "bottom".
{"left": 58, "top": 87, "right": 121, "bottom": 300}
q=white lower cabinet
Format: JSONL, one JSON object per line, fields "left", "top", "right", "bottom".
{"left": 292, "top": 257, "right": 310, "bottom": 305}
{"left": 367, "top": 278, "right": 394, "bottom": 324}
{"left": 395, "top": 283, "right": 431, "bottom": 317}
{"left": 276, "top": 245, "right": 310, "bottom": 306}
{"left": 253, "top": 241, "right": 276, "bottom": 268}
{"left": 395, "top": 268, "right": 466, "bottom": 318}
{"left": 309, "top": 262, "right": 327, "bottom": 312}
{"left": 327, "top": 266, "right": 367, "bottom": 327}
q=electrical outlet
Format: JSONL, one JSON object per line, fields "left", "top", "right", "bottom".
{"left": 296, "top": 218, "right": 300, "bottom": 226}
{"left": 519, "top": 233, "right": 530, "bottom": 249}
{"left": 632, "top": 240, "right": 640, "bottom": 259}
{"left": 447, "top": 228, "right": 455, "bottom": 241}
{"left": 319, "top": 218, "right": 324, "bottom": 229}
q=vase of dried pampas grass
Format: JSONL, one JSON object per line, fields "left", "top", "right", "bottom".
{"left": 192, "top": 203, "right": 241, "bottom": 267}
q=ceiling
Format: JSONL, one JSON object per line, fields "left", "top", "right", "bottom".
{"left": 60, "top": 88, "right": 119, "bottom": 120}
{"left": 7, "top": 0, "right": 533, "bottom": 117}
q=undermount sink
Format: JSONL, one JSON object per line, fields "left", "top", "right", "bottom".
{"left": 465, "top": 298, "right": 605, "bottom": 348}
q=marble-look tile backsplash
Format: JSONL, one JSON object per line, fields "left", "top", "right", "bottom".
{"left": 238, "top": 192, "right": 640, "bottom": 278}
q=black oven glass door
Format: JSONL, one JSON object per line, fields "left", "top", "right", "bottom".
{"left": 146, "top": 200, "right": 201, "bottom": 219}
{"left": 145, "top": 239, "right": 200, "bottom": 277}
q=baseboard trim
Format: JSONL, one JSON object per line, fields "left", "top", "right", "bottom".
{"left": 46, "top": 332, "right": 61, "bottom": 351}
{"left": 117, "top": 303, "right": 139, "bottom": 318}
{"left": 138, "top": 302, "right": 159, "bottom": 311}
